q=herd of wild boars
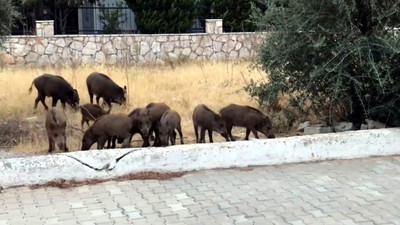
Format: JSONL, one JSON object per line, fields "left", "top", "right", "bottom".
{"left": 28, "top": 72, "right": 275, "bottom": 152}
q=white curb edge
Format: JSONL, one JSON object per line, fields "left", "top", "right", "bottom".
{"left": 1, "top": 128, "right": 399, "bottom": 188}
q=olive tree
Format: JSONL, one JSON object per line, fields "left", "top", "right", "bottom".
{"left": 247, "top": 0, "right": 400, "bottom": 128}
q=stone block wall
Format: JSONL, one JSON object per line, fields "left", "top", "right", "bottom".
{"left": 1, "top": 20, "right": 266, "bottom": 67}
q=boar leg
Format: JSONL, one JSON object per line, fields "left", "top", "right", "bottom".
{"left": 169, "top": 130, "right": 175, "bottom": 145}
{"left": 251, "top": 128, "right": 259, "bottom": 139}
{"left": 200, "top": 128, "right": 206, "bottom": 143}
{"left": 88, "top": 90, "right": 94, "bottom": 104}
{"left": 177, "top": 126, "right": 184, "bottom": 144}
{"left": 48, "top": 136, "right": 54, "bottom": 153}
{"left": 226, "top": 122, "right": 235, "bottom": 141}
{"left": 95, "top": 96, "right": 101, "bottom": 105}
{"left": 81, "top": 117, "right": 86, "bottom": 129}
{"left": 97, "top": 136, "right": 108, "bottom": 150}
{"left": 245, "top": 128, "right": 251, "bottom": 140}
{"left": 60, "top": 100, "right": 66, "bottom": 109}
{"left": 64, "top": 135, "right": 69, "bottom": 152}
{"left": 35, "top": 93, "right": 48, "bottom": 110}
{"left": 208, "top": 129, "right": 214, "bottom": 143}
{"left": 194, "top": 125, "right": 199, "bottom": 143}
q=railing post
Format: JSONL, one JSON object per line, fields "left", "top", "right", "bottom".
{"left": 205, "top": 19, "right": 223, "bottom": 34}
{"left": 36, "top": 20, "right": 55, "bottom": 37}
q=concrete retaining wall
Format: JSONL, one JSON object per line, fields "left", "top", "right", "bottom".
{"left": 1, "top": 128, "right": 400, "bottom": 189}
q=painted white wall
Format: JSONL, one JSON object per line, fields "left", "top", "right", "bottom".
{"left": 1, "top": 128, "right": 400, "bottom": 188}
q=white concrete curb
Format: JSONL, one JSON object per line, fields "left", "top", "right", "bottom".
{"left": 1, "top": 128, "right": 400, "bottom": 188}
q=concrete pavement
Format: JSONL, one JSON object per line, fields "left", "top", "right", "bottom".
{"left": 1, "top": 156, "right": 400, "bottom": 225}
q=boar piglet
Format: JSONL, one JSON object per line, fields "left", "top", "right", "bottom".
{"left": 80, "top": 103, "right": 111, "bottom": 128}
{"left": 158, "top": 110, "right": 184, "bottom": 146}
{"left": 81, "top": 114, "right": 132, "bottom": 150}
{"left": 45, "top": 107, "right": 68, "bottom": 153}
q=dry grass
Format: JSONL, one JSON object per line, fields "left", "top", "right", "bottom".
{"left": 0, "top": 60, "right": 272, "bottom": 153}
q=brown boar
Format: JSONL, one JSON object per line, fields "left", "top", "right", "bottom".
{"left": 144, "top": 102, "right": 171, "bottom": 147}
{"left": 86, "top": 72, "right": 126, "bottom": 107}
{"left": 158, "top": 110, "right": 184, "bottom": 146}
{"left": 81, "top": 114, "right": 132, "bottom": 150}
{"left": 80, "top": 103, "right": 111, "bottom": 128}
{"left": 192, "top": 104, "right": 229, "bottom": 143}
{"left": 124, "top": 107, "right": 153, "bottom": 147}
{"left": 45, "top": 107, "right": 68, "bottom": 153}
{"left": 28, "top": 74, "right": 79, "bottom": 110}
{"left": 220, "top": 104, "right": 274, "bottom": 141}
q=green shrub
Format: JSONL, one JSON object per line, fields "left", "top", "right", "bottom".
{"left": 0, "top": 0, "right": 19, "bottom": 43}
{"left": 202, "top": 0, "right": 265, "bottom": 32}
{"left": 98, "top": 1, "right": 126, "bottom": 34}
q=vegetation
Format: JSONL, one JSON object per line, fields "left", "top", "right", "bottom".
{"left": 201, "top": 0, "right": 263, "bottom": 32}
{"left": 247, "top": 0, "right": 400, "bottom": 128}
{"left": 0, "top": 0, "right": 19, "bottom": 43}
{"left": 98, "top": 1, "right": 126, "bottom": 34}
{"left": 124, "top": 0, "right": 199, "bottom": 33}
{"left": 21, "top": 0, "right": 91, "bottom": 34}
{"left": 0, "top": 61, "right": 277, "bottom": 152}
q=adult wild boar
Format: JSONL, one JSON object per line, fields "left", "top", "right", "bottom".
{"left": 220, "top": 104, "right": 274, "bottom": 141}
{"left": 158, "top": 110, "right": 184, "bottom": 146}
{"left": 28, "top": 74, "right": 79, "bottom": 110}
{"left": 80, "top": 103, "right": 111, "bottom": 128}
{"left": 192, "top": 104, "right": 229, "bottom": 143}
{"left": 86, "top": 72, "right": 126, "bottom": 107}
{"left": 45, "top": 107, "right": 68, "bottom": 153}
{"left": 81, "top": 114, "right": 132, "bottom": 150}
{"left": 144, "top": 102, "right": 171, "bottom": 147}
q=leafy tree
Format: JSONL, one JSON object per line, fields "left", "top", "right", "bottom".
{"left": 0, "top": 0, "right": 19, "bottom": 43}
{"left": 125, "top": 0, "right": 199, "bottom": 34}
{"left": 246, "top": 0, "right": 400, "bottom": 128}
{"left": 21, "top": 0, "right": 90, "bottom": 34}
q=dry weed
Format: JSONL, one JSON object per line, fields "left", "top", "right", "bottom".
{"left": 0, "top": 60, "right": 283, "bottom": 153}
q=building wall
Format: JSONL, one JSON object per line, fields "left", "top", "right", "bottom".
{"left": 1, "top": 20, "right": 266, "bottom": 67}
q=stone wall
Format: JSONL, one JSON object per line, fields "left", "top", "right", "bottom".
{"left": 1, "top": 20, "right": 266, "bottom": 67}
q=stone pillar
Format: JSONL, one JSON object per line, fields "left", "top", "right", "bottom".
{"left": 36, "top": 20, "right": 54, "bottom": 37}
{"left": 205, "top": 19, "right": 223, "bottom": 34}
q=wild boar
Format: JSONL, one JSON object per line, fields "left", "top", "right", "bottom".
{"left": 123, "top": 107, "right": 152, "bottom": 148}
{"left": 86, "top": 72, "right": 126, "bottom": 107}
{"left": 158, "top": 110, "right": 184, "bottom": 146}
{"left": 144, "top": 102, "right": 171, "bottom": 147}
{"left": 80, "top": 103, "right": 111, "bottom": 128}
{"left": 81, "top": 114, "right": 132, "bottom": 150}
{"left": 45, "top": 107, "right": 68, "bottom": 153}
{"left": 192, "top": 104, "right": 229, "bottom": 143}
{"left": 220, "top": 104, "right": 274, "bottom": 141}
{"left": 28, "top": 74, "right": 79, "bottom": 110}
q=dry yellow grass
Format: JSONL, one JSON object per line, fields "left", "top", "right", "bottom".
{"left": 0, "top": 60, "right": 270, "bottom": 153}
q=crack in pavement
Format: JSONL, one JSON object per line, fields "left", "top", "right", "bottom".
{"left": 64, "top": 149, "right": 142, "bottom": 171}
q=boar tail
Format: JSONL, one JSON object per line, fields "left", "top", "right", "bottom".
{"left": 28, "top": 81, "right": 34, "bottom": 94}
